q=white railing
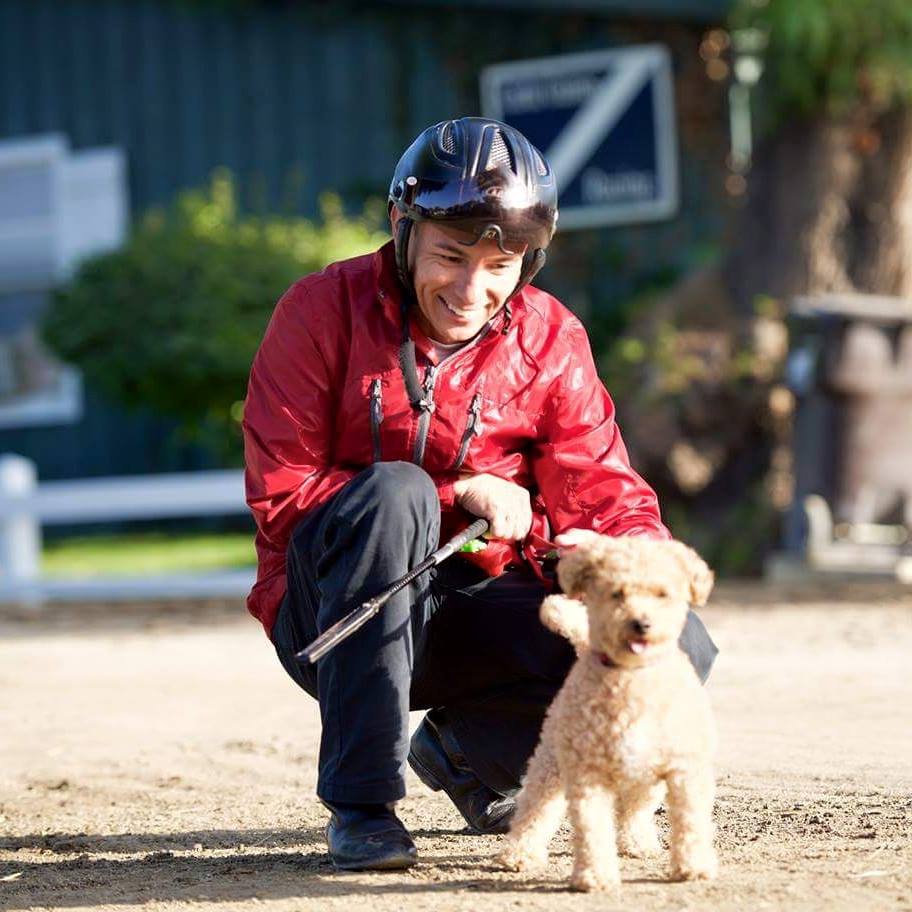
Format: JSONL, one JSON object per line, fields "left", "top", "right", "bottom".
{"left": 0, "top": 454, "right": 254, "bottom": 604}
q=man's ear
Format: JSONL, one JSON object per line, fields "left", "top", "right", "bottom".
{"left": 667, "top": 541, "right": 714, "bottom": 606}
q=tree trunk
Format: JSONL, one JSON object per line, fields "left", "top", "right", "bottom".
{"left": 724, "top": 105, "right": 912, "bottom": 310}
{"left": 722, "top": 117, "right": 862, "bottom": 316}
{"left": 852, "top": 107, "right": 912, "bottom": 297}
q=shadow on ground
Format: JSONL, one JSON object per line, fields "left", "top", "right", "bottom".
{"left": 0, "top": 825, "right": 589, "bottom": 907}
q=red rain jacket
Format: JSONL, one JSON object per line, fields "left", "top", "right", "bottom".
{"left": 243, "top": 241, "right": 669, "bottom": 637}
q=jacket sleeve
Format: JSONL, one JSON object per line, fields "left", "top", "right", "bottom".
{"left": 532, "top": 321, "right": 671, "bottom": 540}
{"left": 243, "top": 281, "right": 357, "bottom": 551}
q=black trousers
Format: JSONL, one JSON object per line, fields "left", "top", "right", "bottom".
{"left": 271, "top": 461, "right": 719, "bottom": 804}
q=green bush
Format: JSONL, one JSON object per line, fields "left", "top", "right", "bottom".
{"left": 44, "top": 171, "right": 387, "bottom": 465}
{"left": 732, "top": 0, "right": 912, "bottom": 118}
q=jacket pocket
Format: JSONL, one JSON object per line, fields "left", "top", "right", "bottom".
{"left": 452, "top": 392, "right": 482, "bottom": 471}
{"left": 369, "top": 378, "right": 384, "bottom": 462}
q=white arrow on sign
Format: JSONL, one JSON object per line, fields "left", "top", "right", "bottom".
{"left": 545, "top": 53, "right": 656, "bottom": 193}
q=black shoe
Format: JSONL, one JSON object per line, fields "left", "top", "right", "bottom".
{"left": 323, "top": 801, "right": 417, "bottom": 871}
{"left": 407, "top": 710, "right": 515, "bottom": 835}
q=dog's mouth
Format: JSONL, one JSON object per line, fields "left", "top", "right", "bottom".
{"left": 596, "top": 638, "right": 653, "bottom": 666}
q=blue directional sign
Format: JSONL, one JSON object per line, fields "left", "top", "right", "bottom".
{"left": 480, "top": 45, "right": 679, "bottom": 230}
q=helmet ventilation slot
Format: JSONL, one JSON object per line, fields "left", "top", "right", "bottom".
{"left": 439, "top": 121, "right": 457, "bottom": 154}
{"left": 486, "top": 129, "right": 514, "bottom": 171}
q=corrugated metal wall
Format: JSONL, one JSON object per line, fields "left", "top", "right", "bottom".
{"left": 0, "top": 0, "right": 728, "bottom": 478}
{"left": 0, "top": 0, "right": 727, "bottom": 215}
{"left": 0, "top": 0, "right": 458, "bottom": 215}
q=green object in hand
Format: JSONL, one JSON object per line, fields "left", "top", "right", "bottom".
{"left": 460, "top": 538, "right": 488, "bottom": 553}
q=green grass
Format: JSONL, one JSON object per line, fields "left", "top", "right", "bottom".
{"left": 42, "top": 532, "right": 256, "bottom": 578}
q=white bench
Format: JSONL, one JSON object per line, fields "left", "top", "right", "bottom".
{"left": 0, "top": 454, "right": 254, "bottom": 604}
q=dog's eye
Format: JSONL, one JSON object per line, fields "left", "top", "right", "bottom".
{"left": 611, "top": 588, "right": 623, "bottom": 599}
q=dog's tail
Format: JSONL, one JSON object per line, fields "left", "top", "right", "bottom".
{"left": 539, "top": 594, "right": 590, "bottom": 655}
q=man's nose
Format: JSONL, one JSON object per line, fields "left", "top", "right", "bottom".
{"left": 453, "top": 264, "right": 489, "bottom": 307}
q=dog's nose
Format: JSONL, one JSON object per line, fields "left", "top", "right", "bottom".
{"left": 630, "top": 619, "right": 651, "bottom": 637}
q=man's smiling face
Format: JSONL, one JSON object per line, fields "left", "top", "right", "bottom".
{"left": 392, "top": 211, "right": 526, "bottom": 344}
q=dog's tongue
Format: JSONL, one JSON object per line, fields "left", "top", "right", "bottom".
{"left": 629, "top": 639, "right": 649, "bottom": 655}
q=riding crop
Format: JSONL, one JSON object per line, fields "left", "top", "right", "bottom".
{"left": 295, "top": 518, "right": 489, "bottom": 664}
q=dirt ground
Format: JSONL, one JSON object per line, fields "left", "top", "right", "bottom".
{"left": 1, "top": 580, "right": 910, "bottom": 912}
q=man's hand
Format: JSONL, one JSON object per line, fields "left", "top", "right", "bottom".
{"left": 453, "top": 473, "right": 532, "bottom": 541}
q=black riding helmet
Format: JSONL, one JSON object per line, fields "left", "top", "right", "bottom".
{"left": 389, "top": 117, "right": 558, "bottom": 302}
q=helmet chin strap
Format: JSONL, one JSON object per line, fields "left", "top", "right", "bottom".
{"left": 394, "top": 215, "right": 416, "bottom": 299}
{"left": 392, "top": 215, "right": 432, "bottom": 410}
{"left": 508, "top": 248, "right": 547, "bottom": 302}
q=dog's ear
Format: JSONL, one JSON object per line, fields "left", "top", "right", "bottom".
{"left": 667, "top": 541, "right": 714, "bottom": 606}
{"left": 555, "top": 544, "right": 600, "bottom": 599}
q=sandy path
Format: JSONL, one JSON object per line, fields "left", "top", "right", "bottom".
{"left": 0, "top": 582, "right": 910, "bottom": 911}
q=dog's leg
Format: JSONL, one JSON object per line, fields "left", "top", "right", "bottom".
{"left": 539, "top": 594, "right": 590, "bottom": 655}
{"left": 616, "top": 781, "right": 664, "bottom": 857}
{"left": 567, "top": 782, "right": 620, "bottom": 892}
{"left": 498, "top": 740, "right": 565, "bottom": 871}
{"left": 665, "top": 767, "right": 718, "bottom": 881}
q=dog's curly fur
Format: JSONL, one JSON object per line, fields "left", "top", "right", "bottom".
{"left": 497, "top": 535, "right": 718, "bottom": 892}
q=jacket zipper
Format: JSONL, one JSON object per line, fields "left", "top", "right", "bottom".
{"left": 452, "top": 392, "right": 482, "bottom": 470}
{"left": 408, "top": 317, "right": 500, "bottom": 468}
{"left": 369, "top": 378, "right": 384, "bottom": 462}
{"left": 411, "top": 365, "right": 437, "bottom": 466}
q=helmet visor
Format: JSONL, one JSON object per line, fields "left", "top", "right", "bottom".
{"left": 403, "top": 175, "right": 556, "bottom": 253}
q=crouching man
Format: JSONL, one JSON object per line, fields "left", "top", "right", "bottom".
{"left": 243, "top": 117, "right": 718, "bottom": 871}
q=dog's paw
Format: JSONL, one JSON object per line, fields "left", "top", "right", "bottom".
{"left": 570, "top": 866, "right": 620, "bottom": 893}
{"left": 497, "top": 844, "right": 546, "bottom": 872}
{"left": 671, "top": 853, "right": 718, "bottom": 881}
{"left": 617, "top": 827, "right": 662, "bottom": 858}
{"left": 496, "top": 848, "right": 524, "bottom": 872}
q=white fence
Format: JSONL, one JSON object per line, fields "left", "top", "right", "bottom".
{"left": 0, "top": 454, "right": 254, "bottom": 604}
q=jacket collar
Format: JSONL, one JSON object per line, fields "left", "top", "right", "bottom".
{"left": 373, "top": 239, "right": 403, "bottom": 306}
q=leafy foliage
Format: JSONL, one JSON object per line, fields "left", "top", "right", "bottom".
{"left": 592, "top": 275, "right": 790, "bottom": 576}
{"left": 732, "top": 0, "right": 912, "bottom": 117}
{"left": 43, "top": 171, "right": 387, "bottom": 464}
